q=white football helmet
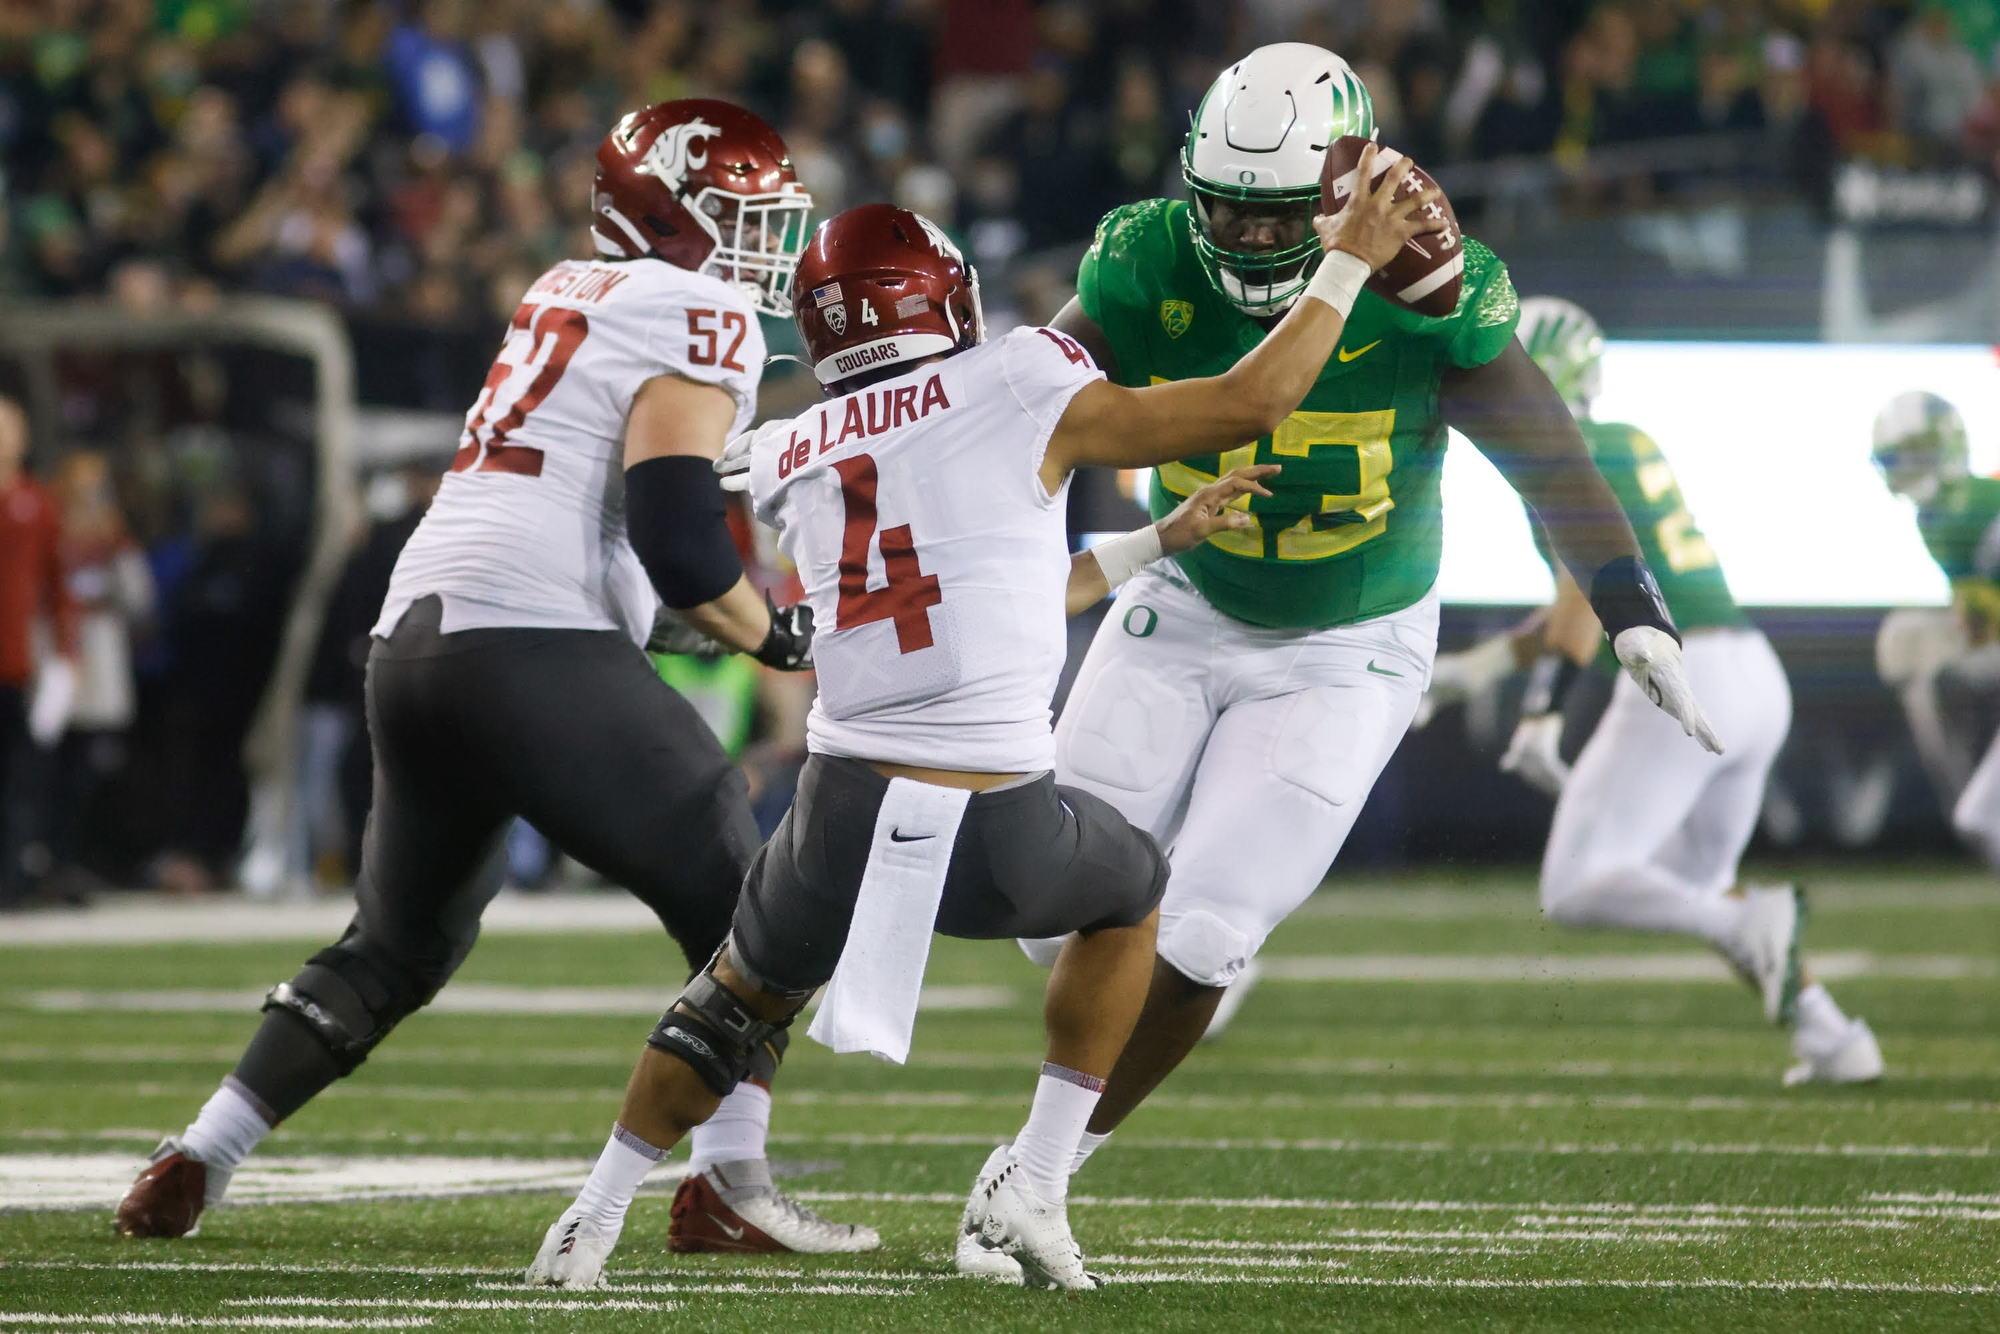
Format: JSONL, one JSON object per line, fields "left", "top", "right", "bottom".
{"left": 1872, "top": 391, "right": 1969, "bottom": 506}
{"left": 1516, "top": 297, "right": 1605, "bottom": 419}
{"left": 1184, "top": 43, "right": 1374, "bottom": 316}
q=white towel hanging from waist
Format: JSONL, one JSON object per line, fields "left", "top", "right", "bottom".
{"left": 806, "top": 775, "right": 972, "bottom": 1064}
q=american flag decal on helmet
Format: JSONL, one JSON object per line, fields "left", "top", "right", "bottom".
{"left": 813, "top": 283, "right": 843, "bottom": 308}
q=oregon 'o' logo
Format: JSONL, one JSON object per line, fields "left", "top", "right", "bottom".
{"left": 1123, "top": 605, "right": 1158, "bottom": 638}
{"left": 1238, "top": 169, "right": 1256, "bottom": 184}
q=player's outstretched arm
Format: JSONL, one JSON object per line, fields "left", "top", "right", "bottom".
{"left": 1063, "top": 466, "right": 1278, "bottom": 615}
{"left": 1040, "top": 143, "right": 1443, "bottom": 485}
{"left": 624, "top": 374, "right": 812, "bottom": 669}
{"left": 1443, "top": 345, "right": 1721, "bottom": 752}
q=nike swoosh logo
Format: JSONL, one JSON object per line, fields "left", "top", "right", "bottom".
{"left": 1366, "top": 659, "right": 1403, "bottom": 677}
{"left": 889, "top": 829, "right": 933, "bottom": 843}
{"left": 706, "top": 1213, "right": 746, "bottom": 1241}
{"left": 1337, "top": 340, "right": 1381, "bottom": 363}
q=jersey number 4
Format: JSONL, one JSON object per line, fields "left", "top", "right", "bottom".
{"left": 455, "top": 303, "right": 590, "bottom": 477}
{"left": 833, "top": 454, "right": 942, "bottom": 654}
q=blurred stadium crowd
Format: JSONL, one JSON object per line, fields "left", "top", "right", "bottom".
{"left": 0, "top": 0, "right": 1990, "bottom": 905}
{"left": 7, "top": 0, "right": 1996, "bottom": 317}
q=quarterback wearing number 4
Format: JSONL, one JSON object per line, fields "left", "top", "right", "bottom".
{"left": 1428, "top": 297, "right": 1881, "bottom": 1087}
{"left": 972, "top": 42, "right": 1724, "bottom": 1268}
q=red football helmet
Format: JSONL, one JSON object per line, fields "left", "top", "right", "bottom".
{"left": 792, "top": 204, "right": 985, "bottom": 391}
{"left": 592, "top": 98, "right": 813, "bottom": 316}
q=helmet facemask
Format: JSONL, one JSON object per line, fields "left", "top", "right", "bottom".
{"left": 1185, "top": 169, "right": 1324, "bottom": 316}
{"left": 1872, "top": 393, "right": 1970, "bottom": 506}
{"left": 1182, "top": 44, "right": 1376, "bottom": 317}
{"left": 691, "top": 182, "right": 815, "bottom": 318}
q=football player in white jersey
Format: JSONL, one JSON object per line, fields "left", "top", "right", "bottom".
{"left": 527, "top": 152, "right": 1449, "bottom": 1290}
{"left": 1424, "top": 297, "right": 1881, "bottom": 1087}
{"left": 117, "top": 100, "right": 874, "bottom": 1256}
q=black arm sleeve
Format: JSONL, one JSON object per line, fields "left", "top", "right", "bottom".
{"left": 625, "top": 454, "right": 745, "bottom": 610}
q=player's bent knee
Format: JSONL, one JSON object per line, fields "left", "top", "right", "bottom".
{"left": 1157, "top": 907, "right": 1254, "bottom": 989}
{"left": 646, "top": 955, "right": 803, "bottom": 1098}
{"left": 262, "top": 944, "right": 442, "bottom": 1077}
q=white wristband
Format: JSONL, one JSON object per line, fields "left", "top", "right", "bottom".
{"left": 1090, "top": 524, "right": 1163, "bottom": 589}
{"left": 1303, "top": 249, "right": 1371, "bottom": 319}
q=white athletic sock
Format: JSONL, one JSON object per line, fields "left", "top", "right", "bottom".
{"left": 180, "top": 1078, "right": 273, "bottom": 1171}
{"left": 574, "top": 1123, "right": 666, "bottom": 1224}
{"left": 1793, "top": 982, "right": 1849, "bottom": 1039}
{"left": 1010, "top": 1063, "right": 1104, "bottom": 1202}
{"left": 687, "top": 1082, "right": 772, "bottom": 1173}
{"left": 1070, "top": 1129, "right": 1111, "bottom": 1176}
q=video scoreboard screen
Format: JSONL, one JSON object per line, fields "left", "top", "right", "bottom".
{"left": 1438, "top": 342, "right": 2000, "bottom": 606}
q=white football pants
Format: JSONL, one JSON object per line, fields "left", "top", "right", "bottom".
{"left": 1047, "top": 569, "right": 1436, "bottom": 987}
{"left": 1540, "top": 627, "right": 1791, "bottom": 942}
{"left": 1952, "top": 730, "right": 2000, "bottom": 869}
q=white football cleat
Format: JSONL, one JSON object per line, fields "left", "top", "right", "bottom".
{"left": 670, "top": 1159, "right": 880, "bottom": 1254}
{"left": 1727, "top": 885, "right": 1804, "bottom": 1024}
{"left": 964, "top": 1160, "right": 1097, "bottom": 1291}
{"left": 957, "top": 1145, "right": 1025, "bottom": 1282}
{"left": 1201, "top": 960, "right": 1262, "bottom": 1042}
{"left": 526, "top": 1209, "right": 624, "bottom": 1289}
{"left": 1785, "top": 1017, "right": 1885, "bottom": 1087}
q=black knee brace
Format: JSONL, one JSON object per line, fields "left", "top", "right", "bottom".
{"left": 262, "top": 945, "right": 437, "bottom": 1076}
{"left": 646, "top": 965, "right": 793, "bottom": 1098}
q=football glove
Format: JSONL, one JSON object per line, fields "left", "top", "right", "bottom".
{"left": 715, "top": 431, "right": 754, "bottom": 493}
{"left": 1613, "top": 625, "right": 1724, "bottom": 754}
{"left": 1499, "top": 712, "right": 1570, "bottom": 797}
{"left": 754, "top": 594, "right": 815, "bottom": 671}
{"left": 645, "top": 604, "right": 727, "bottom": 659}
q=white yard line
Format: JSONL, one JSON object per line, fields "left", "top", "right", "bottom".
{"left": 469, "top": 1282, "right": 913, "bottom": 1297}
{"left": 222, "top": 1299, "right": 667, "bottom": 1312}
{"left": 0, "top": 1319, "right": 432, "bottom": 1330}
{"left": 766, "top": 1131, "right": 1999, "bottom": 1160}
{"left": 789, "top": 1190, "right": 2000, "bottom": 1223}
{"left": 1258, "top": 950, "right": 1997, "bottom": 983}
{"left": 8, "top": 881, "right": 1982, "bottom": 947}
{"left": 13, "top": 984, "right": 1012, "bottom": 1017}
{"left": 16, "top": 1083, "right": 1993, "bottom": 1118}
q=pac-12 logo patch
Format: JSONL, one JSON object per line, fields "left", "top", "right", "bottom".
{"left": 1159, "top": 299, "right": 1194, "bottom": 340}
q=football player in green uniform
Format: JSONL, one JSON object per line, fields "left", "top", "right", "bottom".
{"left": 1874, "top": 391, "right": 2000, "bottom": 867}
{"left": 962, "top": 44, "right": 1722, "bottom": 1274}
{"left": 1430, "top": 297, "right": 1881, "bottom": 1086}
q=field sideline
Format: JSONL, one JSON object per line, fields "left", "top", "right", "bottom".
{"left": 3, "top": 864, "right": 1997, "bottom": 1332}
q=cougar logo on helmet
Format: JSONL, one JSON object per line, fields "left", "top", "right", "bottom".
{"left": 914, "top": 214, "right": 962, "bottom": 260}
{"left": 637, "top": 117, "right": 722, "bottom": 195}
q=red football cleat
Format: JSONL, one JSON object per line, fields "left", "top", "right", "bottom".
{"left": 668, "top": 1160, "right": 879, "bottom": 1254}
{"left": 115, "top": 1141, "right": 208, "bottom": 1238}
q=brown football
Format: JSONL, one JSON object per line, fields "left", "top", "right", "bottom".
{"left": 1318, "top": 136, "right": 1463, "bottom": 318}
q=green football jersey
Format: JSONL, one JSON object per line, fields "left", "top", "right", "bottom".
{"left": 1078, "top": 198, "right": 1521, "bottom": 630}
{"left": 1583, "top": 421, "right": 1745, "bottom": 633}
{"left": 1916, "top": 475, "right": 2000, "bottom": 632}
{"left": 1533, "top": 422, "right": 1745, "bottom": 670}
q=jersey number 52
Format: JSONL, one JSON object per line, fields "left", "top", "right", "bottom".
{"left": 455, "top": 303, "right": 591, "bottom": 477}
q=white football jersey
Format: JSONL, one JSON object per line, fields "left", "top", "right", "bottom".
{"left": 376, "top": 258, "right": 766, "bottom": 645}
{"left": 748, "top": 325, "right": 1104, "bottom": 773}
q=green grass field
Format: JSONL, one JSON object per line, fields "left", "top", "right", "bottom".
{"left": 3, "top": 864, "right": 1998, "bottom": 1332}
